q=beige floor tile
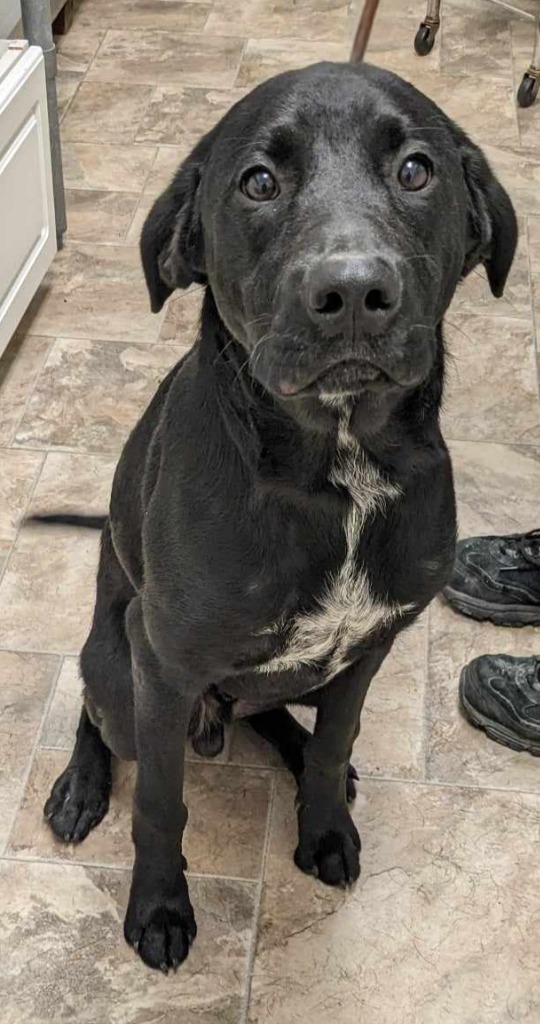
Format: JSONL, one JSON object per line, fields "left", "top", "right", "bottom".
{"left": 56, "top": 71, "right": 83, "bottom": 121}
{"left": 124, "top": 194, "right": 154, "bottom": 247}
{"left": 15, "top": 338, "right": 182, "bottom": 452}
{"left": 511, "top": 19, "right": 540, "bottom": 149}
{"left": 441, "top": 0, "right": 512, "bottom": 81}
{"left": 142, "top": 145, "right": 191, "bottom": 195}
{"left": 0, "top": 449, "right": 43, "bottom": 560}
{"left": 229, "top": 722, "right": 284, "bottom": 769}
{"left": 159, "top": 287, "right": 203, "bottom": 345}
{"left": 9, "top": 750, "right": 272, "bottom": 879}
{"left": 40, "top": 657, "right": 83, "bottom": 750}
{"left": 0, "top": 652, "right": 59, "bottom": 852}
{"left": 20, "top": 244, "right": 163, "bottom": 344}
{"left": 0, "top": 860, "right": 254, "bottom": 1024}
{"left": 77, "top": 0, "right": 211, "bottom": 31}
{"left": 55, "top": 25, "right": 106, "bottom": 72}
{"left": 510, "top": 8, "right": 540, "bottom": 64}
{"left": 401, "top": 70, "right": 520, "bottom": 148}
{"left": 65, "top": 189, "right": 140, "bottom": 244}
{"left": 443, "top": 315, "right": 540, "bottom": 444}
{"left": 87, "top": 30, "right": 245, "bottom": 89}
{"left": 354, "top": 615, "right": 427, "bottom": 779}
{"left": 481, "top": 143, "right": 540, "bottom": 216}
{"left": 0, "top": 452, "right": 115, "bottom": 654}
{"left": 517, "top": 99, "right": 540, "bottom": 154}
{"left": 426, "top": 598, "right": 540, "bottom": 791}
{"left": 525, "top": 216, "right": 540, "bottom": 328}
{"left": 449, "top": 216, "right": 531, "bottom": 319}
{"left": 206, "top": 0, "right": 350, "bottom": 44}
{"left": 0, "top": 335, "right": 53, "bottom": 446}
{"left": 249, "top": 774, "right": 540, "bottom": 1024}
{"left": 62, "top": 81, "right": 154, "bottom": 143}
{"left": 351, "top": 0, "right": 419, "bottom": 52}
{"left": 236, "top": 37, "right": 346, "bottom": 88}
{"left": 364, "top": 45, "right": 440, "bottom": 78}
{"left": 39, "top": 655, "right": 234, "bottom": 763}
{"left": 230, "top": 617, "right": 428, "bottom": 781}
{"left": 450, "top": 439, "right": 540, "bottom": 536}
{"left": 62, "top": 141, "right": 157, "bottom": 192}
{"left": 136, "top": 84, "right": 240, "bottom": 145}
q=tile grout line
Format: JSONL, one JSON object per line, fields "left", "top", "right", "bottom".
{"left": 8, "top": 336, "right": 57, "bottom": 447}
{"left": 524, "top": 215, "right": 540, "bottom": 410}
{"left": 510, "top": 20, "right": 524, "bottom": 149}
{"left": 122, "top": 145, "right": 161, "bottom": 246}
{"left": 9, "top": 433, "right": 540, "bottom": 461}
{"left": 0, "top": 450, "right": 47, "bottom": 593}
{"left": 57, "top": 27, "right": 99, "bottom": 127}
{"left": 58, "top": 78, "right": 82, "bottom": 126}
{"left": 447, "top": 311, "right": 532, "bottom": 325}
{"left": 420, "top": 603, "right": 431, "bottom": 784}
{"left": 0, "top": 851, "right": 261, "bottom": 886}
{"left": 240, "top": 769, "right": 276, "bottom": 1024}
{"left": 0, "top": 655, "right": 64, "bottom": 858}
{"left": 19, "top": 735, "right": 540, "bottom": 797}
{"left": 232, "top": 37, "right": 249, "bottom": 91}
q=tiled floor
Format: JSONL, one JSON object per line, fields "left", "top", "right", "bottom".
{"left": 2, "top": 0, "right": 540, "bottom": 1020}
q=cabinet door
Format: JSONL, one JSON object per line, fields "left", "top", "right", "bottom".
{"left": 0, "top": 44, "right": 56, "bottom": 355}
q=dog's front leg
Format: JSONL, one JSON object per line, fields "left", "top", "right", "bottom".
{"left": 124, "top": 596, "right": 198, "bottom": 972}
{"left": 295, "top": 642, "right": 391, "bottom": 888}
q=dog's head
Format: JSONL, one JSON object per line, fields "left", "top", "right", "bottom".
{"left": 141, "top": 62, "right": 517, "bottom": 420}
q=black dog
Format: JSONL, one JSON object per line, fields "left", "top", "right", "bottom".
{"left": 40, "top": 61, "right": 516, "bottom": 972}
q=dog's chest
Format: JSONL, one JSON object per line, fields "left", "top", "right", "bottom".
{"left": 257, "top": 411, "right": 409, "bottom": 681}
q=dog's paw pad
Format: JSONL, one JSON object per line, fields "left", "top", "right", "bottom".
{"left": 44, "top": 766, "right": 111, "bottom": 843}
{"left": 295, "top": 823, "right": 361, "bottom": 887}
{"left": 125, "top": 905, "right": 197, "bottom": 972}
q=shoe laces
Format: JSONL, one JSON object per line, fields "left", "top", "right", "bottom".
{"left": 500, "top": 529, "right": 540, "bottom": 572}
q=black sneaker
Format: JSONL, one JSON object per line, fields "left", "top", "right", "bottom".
{"left": 443, "top": 530, "right": 540, "bottom": 626}
{"left": 460, "top": 654, "right": 540, "bottom": 755}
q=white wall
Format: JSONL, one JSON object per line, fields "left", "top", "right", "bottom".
{"left": 0, "top": 1, "right": 22, "bottom": 40}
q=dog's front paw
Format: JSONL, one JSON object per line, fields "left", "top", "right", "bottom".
{"left": 124, "top": 874, "right": 197, "bottom": 972}
{"left": 295, "top": 813, "right": 361, "bottom": 887}
{"left": 44, "top": 764, "right": 111, "bottom": 843}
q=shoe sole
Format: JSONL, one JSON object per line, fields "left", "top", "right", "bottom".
{"left": 459, "top": 668, "right": 540, "bottom": 756}
{"left": 444, "top": 586, "right": 540, "bottom": 627}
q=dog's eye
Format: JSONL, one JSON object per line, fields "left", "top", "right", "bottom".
{"left": 398, "top": 154, "right": 433, "bottom": 191}
{"left": 241, "top": 166, "right": 280, "bottom": 202}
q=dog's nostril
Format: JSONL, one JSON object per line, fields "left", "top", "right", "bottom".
{"left": 315, "top": 291, "right": 344, "bottom": 315}
{"left": 364, "top": 288, "right": 392, "bottom": 313}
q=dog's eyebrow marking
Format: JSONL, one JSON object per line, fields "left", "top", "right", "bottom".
{"left": 264, "top": 124, "right": 299, "bottom": 164}
{"left": 256, "top": 403, "right": 413, "bottom": 681}
{"left": 372, "top": 115, "right": 406, "bottom": 151}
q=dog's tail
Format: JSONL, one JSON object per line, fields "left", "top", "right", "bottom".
{"left": 29, "top": 513, "right": 107, "bottom": 530}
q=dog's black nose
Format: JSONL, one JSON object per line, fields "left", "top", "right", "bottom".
{"left": 305, "top": 255, "right": 401, "bottom": 334}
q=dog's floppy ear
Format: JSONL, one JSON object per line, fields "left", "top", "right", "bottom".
{"left": 458, "top": 133, "right": 518, "bottom": 298}
{"left": 140, "top": 127, "right": 217, "bottom": 313}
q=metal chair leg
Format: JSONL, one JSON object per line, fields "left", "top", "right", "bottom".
{"left": 414, "top": 0, "right": 442, "bottom": 56}
{"left": 20, "top": 0, "right": 67, "bottom": 247}
{"left": 517, "top": 5, "right": 540, "bottom": 107}
{"left": 350, "top": 0, "right": 381, "bottom": 63}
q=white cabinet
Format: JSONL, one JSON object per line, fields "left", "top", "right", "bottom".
{"left": 0, "top": 41, "right": 56, "bottom": 356}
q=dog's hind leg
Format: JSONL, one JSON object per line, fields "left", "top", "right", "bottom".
{"left": 44, "top": 520, "right": 135, "bottom": 843}
{"left": 247, "top": 708, "right": 358, "bottom": 801}
{"left": 44, "top": 706, "right": 112, "bottom": 843}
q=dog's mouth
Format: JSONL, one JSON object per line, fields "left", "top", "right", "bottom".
{"left": 276, "top": 359, "right": 391, "bottom": 399}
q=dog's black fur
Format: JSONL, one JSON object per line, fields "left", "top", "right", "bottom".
{"left": 40, "top": 62, "right": 517, "bottom": 972}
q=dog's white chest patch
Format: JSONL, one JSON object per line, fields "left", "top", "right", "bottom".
{"left": 257, "top": 406, "right": 412, "bottom": 681}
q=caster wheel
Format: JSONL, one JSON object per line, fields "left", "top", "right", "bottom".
{"left": 518, "top": 72, "right": 539, "bottom": 109}
{"left": 414, "top": 22, "right": 437, "bottom": 56}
